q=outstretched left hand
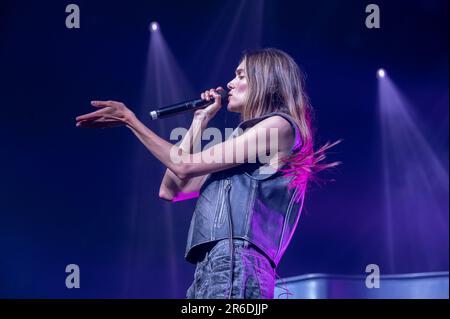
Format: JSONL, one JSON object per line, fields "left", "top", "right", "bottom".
{"left": 76, "top": 100, "right": 134, "bottom": 128}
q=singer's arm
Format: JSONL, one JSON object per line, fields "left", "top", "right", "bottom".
{"left": 159, "top": 118, "right": 210, "bottom": 202}
{"left": 124, "top": 111, "right": 292, "bottom": 179}
{"left": 75, "top": 100, "right": 193, "bottom": 180}
{"left": 76, "top": 100, "right": 293, "bottom": 188}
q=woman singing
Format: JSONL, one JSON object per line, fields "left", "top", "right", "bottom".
{"left": 76, "top": 48, "right": 338, "bottom": 299}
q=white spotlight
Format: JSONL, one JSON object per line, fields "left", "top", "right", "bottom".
{"left": 377, "top": 68, "right": 386, "bottom": 78}
{"left": 150, "top": 22, "right": 159, "bottom": 32}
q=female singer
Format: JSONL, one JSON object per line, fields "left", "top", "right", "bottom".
{"left": 76, "top": 48, "right": 339, "bottom": 299}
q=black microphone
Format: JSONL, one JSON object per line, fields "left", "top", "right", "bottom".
{"left": 149, "top": 89, "right": 228, "bottom": 120}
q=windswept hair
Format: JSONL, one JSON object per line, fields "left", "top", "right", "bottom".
{"left": 240, "top": 48, "right": 341, "bottom": 199}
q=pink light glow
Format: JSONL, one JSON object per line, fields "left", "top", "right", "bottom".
{"left": 172, "top": 192, "right": 200, "bottom": 202}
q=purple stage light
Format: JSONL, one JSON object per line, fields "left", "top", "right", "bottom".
{"left": 377, "top": 68, "right": 386, "bottom": 78}
{"left": 378, "top": 74, "right": 449, "bottom": 273}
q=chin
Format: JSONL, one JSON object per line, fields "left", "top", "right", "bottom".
{"left": 227, "top": 104, "right": 242, "bottom": 113}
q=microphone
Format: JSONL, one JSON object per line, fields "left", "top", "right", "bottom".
{"left": 149, "top": 89, "right": 228, "bottom": 120}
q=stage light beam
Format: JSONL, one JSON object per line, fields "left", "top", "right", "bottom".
{"left": 122, "top": 19, "right": 195, "bottom": 298}
{"left": 378, "top": 73, "right": 449, "bottom": 273}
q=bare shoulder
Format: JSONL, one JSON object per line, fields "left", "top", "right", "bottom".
{"left": 252, "top": 115, "right": 293, "bottom": 137}
{"left": 251, "top": 115, "right": 294, "bottom": 152}
{"left": 252, "top": 114, "right": 290, "bottom": 128}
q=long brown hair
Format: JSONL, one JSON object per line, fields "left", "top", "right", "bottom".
{"left": 241, "top": 48, "right": 340, "bottom": 196}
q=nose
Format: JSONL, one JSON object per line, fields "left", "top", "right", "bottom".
{"left": 227, "top": 80, "right": 234, "bottom": 90}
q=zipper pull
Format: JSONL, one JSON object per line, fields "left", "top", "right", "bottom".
{"left": 224, "top": 178, "right": 231, "bottom": 191}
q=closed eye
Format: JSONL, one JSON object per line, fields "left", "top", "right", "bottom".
{"left": 235, "top": 68, "right": 246, "bottom": 79}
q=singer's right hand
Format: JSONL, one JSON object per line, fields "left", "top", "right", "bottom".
{"left": 194, "top": 87, "right": 224, "bottom": 122}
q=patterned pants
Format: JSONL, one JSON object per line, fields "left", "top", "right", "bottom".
{"left": 186, "top": 239, "right": 275, "bottom": 299}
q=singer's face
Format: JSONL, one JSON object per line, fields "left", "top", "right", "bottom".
{"left": 226, "top": 62, "right": 248, "bottom": 113}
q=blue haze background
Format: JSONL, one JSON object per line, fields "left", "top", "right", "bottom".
{"left": 0, "top": 0, "right": 448, "bottom": 297}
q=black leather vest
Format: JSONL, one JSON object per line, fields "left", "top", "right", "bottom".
{"left": 184, "top": 112, "right": 305, "bottom": 267}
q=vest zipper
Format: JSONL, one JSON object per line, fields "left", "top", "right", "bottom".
{"left": 218, "top": 178, "right": 232, "bottom": 226}
{"left": 223, "top": 178, "right": 234, "bottom": 299}
{"left": 244, "top": 180, "right": 257, "bottom": 236}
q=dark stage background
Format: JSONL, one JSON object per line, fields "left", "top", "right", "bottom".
{"left": 0, "top": 0, "right": 448, "bottom": 298}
